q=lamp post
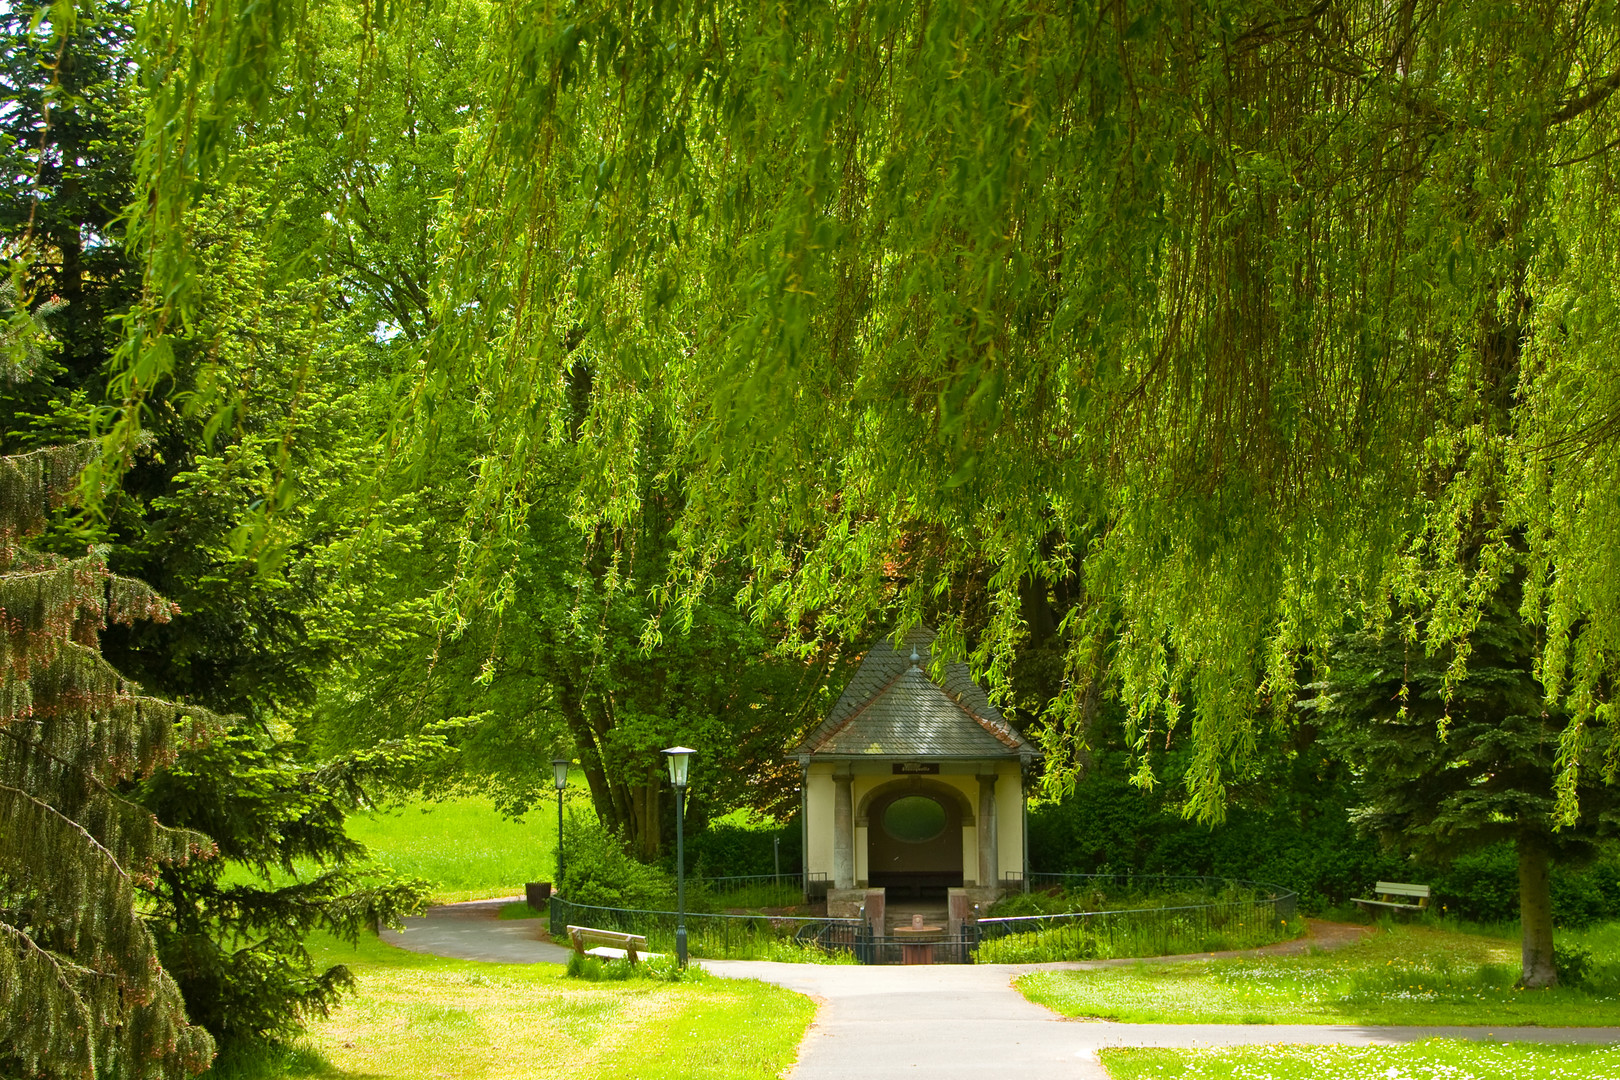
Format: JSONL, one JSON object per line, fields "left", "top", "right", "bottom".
{"left": 551, "top": 758, "right": 570, "bottom": 886}
{"left": 663, "top": 745, "right": 695, "bottom": 966}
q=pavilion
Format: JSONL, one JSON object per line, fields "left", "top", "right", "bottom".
{"left": 794, "top": 627, "right": 1038, "bottom": 920}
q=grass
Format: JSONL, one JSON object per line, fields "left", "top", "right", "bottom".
{"left": 1099, "top": 1040, "right": 1620, "bottom": 1080}
{"left": 976, "top": 912, "right": 1304, "bottom": 964}
{"left": 347, "top": 796, "right": 568, "bottom": 903}
{"left": 692, "top": 880, "right": 805, "bottom": 912}
{"left": 988, "top": 881, "right": 1281, "bottom": 918}
{"left": 347, "top": 797, "right": 800, "bottom": 908}
{"left": 1020, "top": 922, "right": 1620, "bottom": 1026}
{"left": 204, "top": 930, "right": 815, "bottom": 1080}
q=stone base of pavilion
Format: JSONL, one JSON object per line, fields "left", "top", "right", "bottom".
{"left": 828, "top": 885, "right": 1005, "bottom": 938}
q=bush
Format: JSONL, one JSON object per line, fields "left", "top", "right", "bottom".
{"left": 1431, "top": 848, "right": 1620, "bottom": 927}
{"left": 556, "top": 814, "right": 676, "bottom": 909}
{"left": 1028, "top": 776, "right": 1405, "bottom": 912}
{"left": 1029, "top": 775, "right": 1620, "bottom": 924}
{"left": 1554, "top": 943, "right": 1594, "bottom": 988}
{"left": 687, "top": 815, "right": 801, "bottom": 878}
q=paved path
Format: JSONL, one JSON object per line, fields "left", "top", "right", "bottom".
{"left": 382, "top": 900, "right": 1620, "bottom": 1079}
{"left": 706, "top": 959, "right": 1620, "bottom": 1079}
{"left": 381, "top": 896, "right": 573, "bottom": 964}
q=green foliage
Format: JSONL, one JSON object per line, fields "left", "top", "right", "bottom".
{"left": 0, "top": 0, "right": 138, "bottom": 395}
{"left": 1313, "top": 600, "right": 1618, "bottom": 866}
{"left": 1, "top": 449, "right": 216, "bottom": 1078}
{"left": 1555, "top": 942, "right": 1595, "bottom": 988}
{"left": 1430, "top": 848, "right": 1620, "bottom": 927}
{"left": 1027, "top": 739, "right": 1404, "bottom": 914}
{"left": 687, "top": 812, "right": 801, "bottom": 879}
{"left": 137, "top": 729, "right": 435, "bottom": 1048}
{"left": 1312, "top": 596, "right": 1620, "bottom": 985}
{"left": 119, "top": 0, "right": 1620, "bottom": 824}
{"left": 557, "top": 813, "right": 677, "bottom": 909}
{"left": 1028, "top": 778, "right": 1620, "bottom": 924}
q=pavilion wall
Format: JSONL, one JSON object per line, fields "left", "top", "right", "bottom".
{"left": 803, "top": 759, "right": 1025, "bottom": 890}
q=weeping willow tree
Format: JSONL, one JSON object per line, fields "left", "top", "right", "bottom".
{"left": 115, "top": 0, "right": 1620, "bottom": 819}
{"left": 0, "top": 440, "right": 216, "bottom": 1077}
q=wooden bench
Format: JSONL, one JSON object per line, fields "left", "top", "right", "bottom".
{"left": 566, "top": 924, "right": 657, "bottom": 964}
{"left": 1353, "top": 881, "right": 1430, "bottom": 916}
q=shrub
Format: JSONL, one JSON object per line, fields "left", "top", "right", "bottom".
{"left": 1431, "top": 849, "right": 1620, "bottom": 927}
{"left": 557, "top": 814, "right": 675, "bottom": 909}
{"left": 687, "top": 815, "right": 801, "bottom": 878}
{"left": 1554, "top": 943, "right": 1594, "bottom": 988}
{"left": 1029, "top": 775, "right": 1620, "bottom": 923}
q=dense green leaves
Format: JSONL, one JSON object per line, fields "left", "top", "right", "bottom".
{"left": 138, "top": 730, "right": 434, "bottom": 1047}
{"left": 116, "top": 0, "right": 1620, "bottom": 820}
{"left": 1311, "top": 597, "right": 1620, "bottom": 986}
{"left": 1, "top": 445, "right": 216, "bottom": 1079}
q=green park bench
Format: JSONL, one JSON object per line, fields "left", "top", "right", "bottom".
{"left": 1352, "top": 881, "right": 1430, "bottom": 916}
{"left": 567, "top": 924, "right": 657, "bottom": 964}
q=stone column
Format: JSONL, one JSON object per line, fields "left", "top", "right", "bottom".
{"left": 977, "top": 772, "right": 999, "bottom": 890}
{"left": 833, "top": 773, "right": 855, "bottom": 890}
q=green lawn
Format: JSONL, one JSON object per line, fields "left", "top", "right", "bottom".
{"left": 1101, "top": 1041, "right": 1620, "bottom": 1080}
{"left": 347, "top": 796, "right": 570, "bottom": 903}
{"left": 209, "top": 932, "right": 814, "bottom": 1080}
{"left": 1021, "top": 923, "right": 1620, "bottom": 1026}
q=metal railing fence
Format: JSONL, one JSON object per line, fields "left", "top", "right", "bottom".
{"left": 975, "top": 873, "right": 1298, "bottom": 963}
{"left": 549, "top": 871, "right": 1297, "bottom": 965}
{"left": 550, "top": 894, "right": 862, "bottom": 961}
{"left": 689, "top": 872, "right": 828, "bottom": 904}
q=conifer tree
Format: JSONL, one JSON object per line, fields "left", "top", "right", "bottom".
{"left": 0, "top": 432, "right": 215, "bottom": 1076}
{"left": 1314, "top": 596, "right": 1620, "bottom": 988}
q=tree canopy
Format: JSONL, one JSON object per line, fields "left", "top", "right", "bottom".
{"left": 108, "top": 0, "right": 1620, "bottom": 819}
{"left": 1313, "top": 593, "right": 1620, "bottom": 987}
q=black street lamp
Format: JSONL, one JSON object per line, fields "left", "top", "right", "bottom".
{"left": 552, "top": 758, "right": 570, "bottom": 885}
{"left": 663, "top": 745, "right": 695, "bottom": 966}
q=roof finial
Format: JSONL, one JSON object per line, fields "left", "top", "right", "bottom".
{"left": 909, "top": 647, "right": 920, "bottom": 667}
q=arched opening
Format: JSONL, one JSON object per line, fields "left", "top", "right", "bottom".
{"left": 865, "top": 781, "right": 965, "bottom": 897}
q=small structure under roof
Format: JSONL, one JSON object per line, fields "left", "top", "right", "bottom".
{"left": 796, "top": 627, "right": 1037, "bottom": 900}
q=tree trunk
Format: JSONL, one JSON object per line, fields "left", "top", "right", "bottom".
{"left": 552, "top": 678, "right": 621, "bottom": 830}
{"left": 627, "top": 770, "right": 661, "bottom": 861}
{"left": 1517, "top": 832, "right": 1558, "bottom": 988}
{"left": 550, "top": 678, "right": 665, "bottom": 861}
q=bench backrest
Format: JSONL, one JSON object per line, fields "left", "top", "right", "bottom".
{"left": 1374, "top": 882, "right": 1431, "bottom": 899}
{"left": 567, "top": 925, "right": 649, "bottom": 952}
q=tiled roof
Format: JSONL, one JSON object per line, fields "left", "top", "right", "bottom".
{"left": 795, "top": 627, "right": 1037, "bottom": 760}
